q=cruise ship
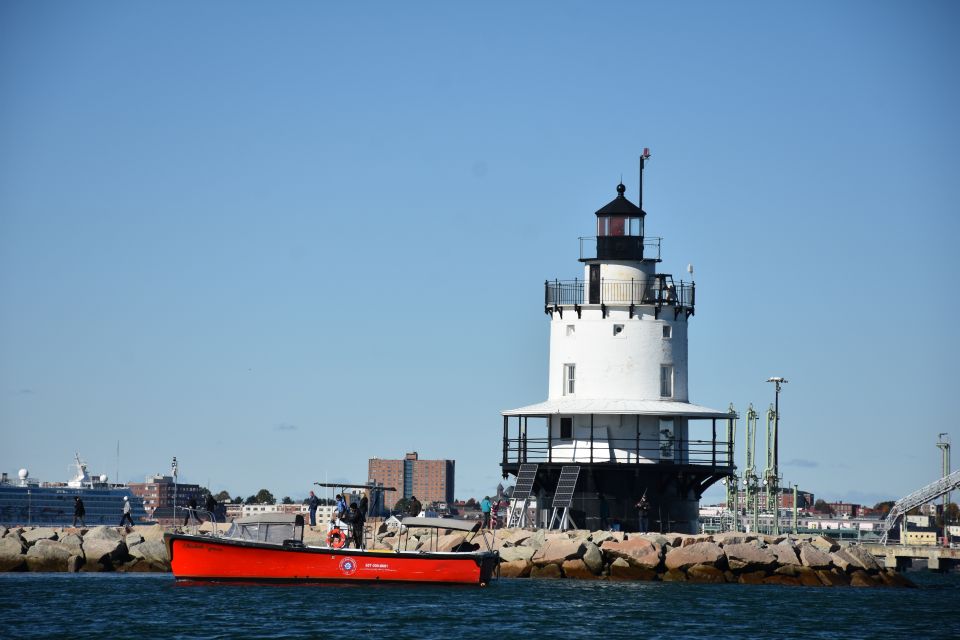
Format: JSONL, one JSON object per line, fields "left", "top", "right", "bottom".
{"left": 0, "top": 454, "right": 150, "bottom": 527}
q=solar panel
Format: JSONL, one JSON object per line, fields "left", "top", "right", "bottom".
{"left": 512, "top": 464, "right": 539, "bottom": 500}
{"left": 551, "top": 466, "right": 580, "bottom": 509}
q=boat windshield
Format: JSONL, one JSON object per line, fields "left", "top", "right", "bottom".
{"left": 223, "top": 513, "right": 304, "bottom": 544}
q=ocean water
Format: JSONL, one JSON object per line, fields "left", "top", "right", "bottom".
{"left": 1, "top": 572, "right": 958, "bottom": 639}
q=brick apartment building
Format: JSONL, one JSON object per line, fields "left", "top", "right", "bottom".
{"left": 128, "top": 474, "right": 204, "bottom": 519}
{"left": 368, "top": 452, "right": 454, "bottom": 510}
{"left": 735, "top": 489, "right": 814, "bottom": 511}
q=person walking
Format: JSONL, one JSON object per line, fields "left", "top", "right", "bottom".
{"left": 307, "top": 490, "right": 321, "bottom": 527}
{"left": 73, "top": 496, "right": 86, "bottom": 527}
{"left": 119, "top": 496, "right": 134, "bottom": 527}
{"left": 480, "top": 496, "right": 492, "bottom": 529}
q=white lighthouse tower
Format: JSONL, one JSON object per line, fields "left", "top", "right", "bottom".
{"left": 501, "top": 153, "right": 733, "bottom": 533}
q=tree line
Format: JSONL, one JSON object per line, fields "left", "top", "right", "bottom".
{"left": 210, "top": 489, "right": 338, "bottom": 506}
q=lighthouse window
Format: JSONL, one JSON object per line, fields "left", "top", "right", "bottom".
{"left": 660, "top": 365, "right": 674, "bottom": 398}
{"left": 563, "top": 364, "right": 576, "bottom": 395}
{"left": 662, "top": 325, "right": 672, "bottom": 339}
{"left": 613, "top": 324, "right": 624, "bottom": 337}
{"left": 566, "top": 324, "right": 576, "bottom": 337}
{"left": 599, "top": 216, "right": 627, "bottom": 237}
{"left": 560, "top": 417, "right": 572, "bottom": 439}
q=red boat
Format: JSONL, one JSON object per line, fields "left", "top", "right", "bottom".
{"left": 164, "top": 514, "right": 499, "bottom": 585}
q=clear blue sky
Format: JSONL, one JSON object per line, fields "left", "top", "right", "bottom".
{"left": 2, "top": 1, "right": 957, "bottom": 505}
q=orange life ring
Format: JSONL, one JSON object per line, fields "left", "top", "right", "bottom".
{"left": 327, "top": 527, "right": 346, "bottom": 549}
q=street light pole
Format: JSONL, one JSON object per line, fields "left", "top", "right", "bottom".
{"left": 937, "top": 434, "right": 951, "bottom": 546}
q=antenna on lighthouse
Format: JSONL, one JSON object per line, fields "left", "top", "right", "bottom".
{"left": 639, "top": 148, "right": 651, "bottom": 211}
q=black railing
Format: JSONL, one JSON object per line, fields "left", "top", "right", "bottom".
{"left": 501, "top": 434, "right": 733, "bottom": 467}
{"left": 580, "top": 236, "right": 661, "bottom": 261}
{"left": 544, "top": 278, "right": 695, "bottom": 311}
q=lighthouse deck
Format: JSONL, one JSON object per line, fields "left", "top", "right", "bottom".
{"left": 545, "top": 277, "right": 695, "bottom": 316}
{"left": 501, "top": 414, "right": 733, "bottom": 468}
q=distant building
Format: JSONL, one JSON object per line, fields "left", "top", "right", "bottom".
{"left": 906, "top": 514, "right": 931, "bottom": 528}
{"left": 825, "top": 502, "right": 859, "bottom": 518}
{"left": 128, "top": 474, "right": 203, "bottom": 519}
{"left": 736, "top": 489, "right": 814, "bottom": 511}
{"left": 903, "top": 528, "right": 937, "bottom": 546}
{"left": 368, "top": 452, "right": 454, "bottom": 510}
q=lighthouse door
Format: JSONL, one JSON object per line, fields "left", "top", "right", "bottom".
{"left": 589, "top": 265, "right": 600, "bottom": 304}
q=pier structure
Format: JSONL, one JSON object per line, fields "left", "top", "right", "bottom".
{"left": 500, "top": 153, "right": 734, "bottom": 534}
{"left": 862, "top": 543, "right": 960, "bottom": 572}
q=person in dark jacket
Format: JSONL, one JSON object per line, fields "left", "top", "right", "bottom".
{"left": 307, "top": 490, "right": 321, "bottom": 527}
{"left": 73, "top": 496, "right": 86, "bottom": 527}
{"left": 358, "top": 493, "right": 369, "bottom": 517}
{"left": 346, "top": 503, "right": 365, "bottom": 549}
{"left": 407, "top": 495, "right": 422, "bottom": 518}
{"left": 184, "top": 496, "right": 199, "bottom": 525}
{"left": 204, "top": 493, "right": 217, "bottom": 522}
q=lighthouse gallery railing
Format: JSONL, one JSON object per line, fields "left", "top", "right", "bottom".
{"left": 502, "top": 428, "right": 733, "bottom": 467}
{"left": 544, "top": 278, "right": 695, "bottom": 310}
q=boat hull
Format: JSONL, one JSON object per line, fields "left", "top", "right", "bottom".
{"left": 164, "top": 534, "right": 498, "bottom": 585}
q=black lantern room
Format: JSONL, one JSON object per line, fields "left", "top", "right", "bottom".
{"left": 592, "top": 183, "right": 645, "bottom": 261}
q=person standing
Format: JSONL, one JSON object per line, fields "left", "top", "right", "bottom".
{"left": 635, "top": 494, "right": 650, "bottom": 533}
{"left": 307, "top": 490, "right": 320, "bottom": 527}
{"left": 204, "top": 493, "right": 217, "bottom": 522}
{"left": 335, "top": 494, "right": 347, "bottom": 521}
{"left": 119, "top": 496, "right": 134, "bottom": 527}
{"left": 184, "top": 496, "right": 199, "bottom": 525}
{"left": 480, "top": 496, "right": 491, "bottom": 529}
{"left": 407, "top": 495, "right": 422, "bottom": 518}
{"left": 358, "top": 492, "right": 369, "bottom": 518}
{"left": 346, "top": 502, "right": 365, "bottom": 549}
{"left": 73, "top": 496, "right": 86, "bottom": 527}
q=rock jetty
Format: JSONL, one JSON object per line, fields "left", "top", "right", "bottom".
{"left": 370, "top": 527, "right": 915, "bottom": 587}
{"left": 1, "top": 524, "right": 915, "bottom": 587}
{"left": 0, "top": 525, "right": 169, "bottom": 573}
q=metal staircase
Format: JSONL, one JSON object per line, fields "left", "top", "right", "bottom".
{"left": 880, "top": 469, "right": 960, "bottom": 544}
{"left": 506, "top": 464, "right": 538, "bottom": 528}
{"left": 547, "top": 466, "right": 581, "bottom": 531}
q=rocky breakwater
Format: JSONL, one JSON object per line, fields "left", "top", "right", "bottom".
{"left": 373, "top": 527, "right": 913, "bottom": 588}
{"left": 0, "top": 525, "right": 170, "bottom": 573}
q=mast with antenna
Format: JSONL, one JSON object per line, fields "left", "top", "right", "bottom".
{"left": 639, "top": 148, "right": 651, "bottom": 212}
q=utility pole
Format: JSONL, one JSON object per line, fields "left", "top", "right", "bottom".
{"left": 172, "top": 456, "right": 178, "bottom": 528}
{"left": 726, "top": 404, "right": 740, "bottom": 532}
{"left": 766, "top": 377, "right": 787, "bottom": 535}
{"left": 793, "top": 484, "right": 799, "bottom": 534}
{"left": 937, "top": 434, "right": 951, "bottom": 546}
{"left": 744, "top": 404, "right": 759, "bottom": 533}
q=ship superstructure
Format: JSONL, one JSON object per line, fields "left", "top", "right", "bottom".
{"left": 0, "top": 454, "right": 150, "bottom": 526}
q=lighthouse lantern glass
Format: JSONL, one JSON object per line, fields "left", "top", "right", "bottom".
{"left": 598, "top": 216, "right": 642, "bottom": 238}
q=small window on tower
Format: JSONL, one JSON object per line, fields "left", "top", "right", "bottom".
{"left": 660, "top": 365, "right": 674, "bottom": 398}
{"left": 563, "top": 364, "right": 576, "bottom": 395}
{"left": 613, "top": 324, "right": 624, "bottom": 337}
{"left": 662, "top": 324, "right": 672, "bottom": 339}
{"left": 566, "top": 324, "right": 576, "bottom": 337}
{"left": 560, "top": 417, "right": 572, "bottom": 439}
